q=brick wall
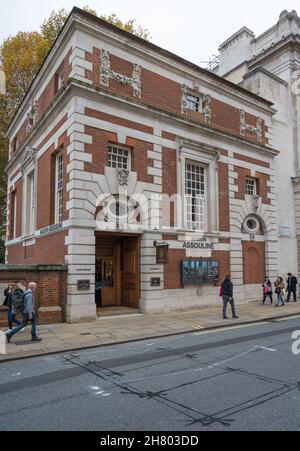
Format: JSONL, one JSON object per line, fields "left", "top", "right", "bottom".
{"left": 84, "top": 48, "right": 268, "bottom": 145}
{"left": 218, "top": 161, "right": 230, "bottom": 231}
{"left": 0, "top": 265, "right": 67, "bottom": 326}
{"left": 84, "top": 125, "right": 154, "bottom": 183}
{"left": 163, "top": 235, "right": 231, "bottom": 289}
{"left": 7, "top": 231, "right": 67, "bottom": 265}
{"left": 234, "top": 166, "right": 271, "bottom": 205}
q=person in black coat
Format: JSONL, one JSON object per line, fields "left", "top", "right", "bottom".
{"left": 286, "top": 273, "right": 298, "bottom": 303}
{"left": 3, "top": 285, "right": 22, "bottom": 332}
{"left": 221, "top": 275, "right": 238, "bottom": 320}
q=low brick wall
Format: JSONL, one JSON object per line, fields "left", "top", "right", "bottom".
{"left": 0, "top": 265, "right": 67, "bottom": 327}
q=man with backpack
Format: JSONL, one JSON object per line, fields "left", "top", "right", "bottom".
{"left": 6, "top": 282, "right": 42, "bottom": 343}
{"left": 3, "top": 284, "right": 24, "bottom": 333}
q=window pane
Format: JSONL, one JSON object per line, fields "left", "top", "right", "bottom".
{"left": 185, "top": 162, "right": 205, "bottom": 231}
{"left": 108, "top": 145, "right": 130, "bottom": 170}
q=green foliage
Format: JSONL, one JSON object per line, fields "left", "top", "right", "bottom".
{"left": 40, "top": 9, "right": 69, "bottom": 46}
{"left": 100, "top": 14, "right": 151, "bottom": 40}
{"left": 0, "top": 7, "right": 151, "bottom": 235}
{"left": 0, "top": 32, "right": 49, "bottom": 116}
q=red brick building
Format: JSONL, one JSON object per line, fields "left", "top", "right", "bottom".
{"left": 2, "top": 8, "right": 279, "bottom": 323}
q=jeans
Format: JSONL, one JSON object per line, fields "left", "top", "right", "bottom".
{"left": 7, "top": 309, "right": 22, "bottom": 329}
{"left": 276, "top": 294, "right": 285, "bottom": 306}
{"left": 8, "top": 313, "right": 37, "bottom": 339}
{"left": 287, "top": 288, "right": 297, "bottom": 302}
{"left": 223, "top": 295, "right": 237, "bottom": 318}
{"left": 263, "top": 294, "right": 273, "bottom": 304}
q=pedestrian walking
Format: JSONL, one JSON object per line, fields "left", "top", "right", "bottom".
{"left": 221, "top": 275, "right": 238, "bottom": 320}
{"left": 274, "top": 277, "right": 285, "bottom": 307}
{"left": 286, "top": 273, "right": 298, "bottom": 303}
{"left": 6, "top": 282, "right": 42, "bottom": 343}
{"left": 261, "top": 278, "right": 273, "bottom": 305}
{"left": 2, "top": 284, "right": 23, "bottom": 332}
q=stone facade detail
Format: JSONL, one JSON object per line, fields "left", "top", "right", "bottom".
{"left": 240, "top": 110, "right": 263, "bottom": 142}
{"left": 100, "top": 49, "right": 142, "bottom": 98}
{"left": 4, "top": 8, "right": 281, "bottom": 322}
{"left": 117, "top": 168, "right": 130, "bottom": 187}
{"left": 203, "top": 95, "right": 212, "bottom": 124}
{"left": 26, "top": 100, "right": 38, "bottom": 136}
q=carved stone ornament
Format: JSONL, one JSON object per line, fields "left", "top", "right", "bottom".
{"left": 240, "top": 110, "right": 263, "bottom": 142}
{"left": 21, "top": 147, "right": 38, "bottom": 175}
{"left": 203, "top": 95, "right": 212, "bottom": 124}
{"left": 117, "top": 168, "right": 130, "bottom": 187}
{"left": 26, "top": 100, "right": 38, "bottom": 136}
{"left": 251, "top": 194, "right": 260, "bottom": 213}
{"left": 181, "top": 85, "right": 189, "bottom": 114}
{"left": 100, "top": 50, "right": 142, "bottom": 98}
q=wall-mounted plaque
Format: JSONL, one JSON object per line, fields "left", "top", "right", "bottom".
{"left": 156, "top": 244, "right": 169, "bottom": 264}
{"left": 77, "top": 280, "right": 91, "bottom": 291}
{"left": 279, "top": 226, "right": 291, "bottom": 238}
{"left": 182, "top": 260, "right": 219, "bottom": 286}
{"left": 151, "top": 278, "right": 161, "bottom": 287}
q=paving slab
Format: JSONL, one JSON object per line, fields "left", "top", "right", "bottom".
{"left": 0, "top": 301, "right": 299, "bottom": 362}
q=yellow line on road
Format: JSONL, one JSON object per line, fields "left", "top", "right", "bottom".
{"left": 194, "top": 321, "right": 270, "bottom": 336}
{"left": 272, "top": 315, "right": 300, "bottom": 322}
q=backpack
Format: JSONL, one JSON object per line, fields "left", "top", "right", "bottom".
{"left": 12, "top": 289, "right": 25, "bottom": 314}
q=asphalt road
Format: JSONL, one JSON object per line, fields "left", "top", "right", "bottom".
{"left": 0, "top": 316, "right": 300, "bottom": 431}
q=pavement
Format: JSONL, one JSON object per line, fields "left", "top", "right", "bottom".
{"left": 0, "top": 317, "right": 300, "bottom": 431}
{"left": 0, "top": 300, "right": 300, "bottom": 362}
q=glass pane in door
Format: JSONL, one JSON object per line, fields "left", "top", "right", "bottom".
{"left": 103, "top": 260, "right": 114, "bottom": 288}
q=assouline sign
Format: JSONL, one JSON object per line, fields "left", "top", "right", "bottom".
{"left": 182, "top": 241, "right": 215, "bottom": 250}
{"left": 155, "top": 239, "right": 216, "bottom": 250}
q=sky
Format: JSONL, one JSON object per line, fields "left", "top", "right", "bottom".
{"left": 0, "top": 0, "right": 299, "bottom": 66}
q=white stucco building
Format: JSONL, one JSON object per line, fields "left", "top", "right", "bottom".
{"left": 213, "top": 9, "right": 300, "bottom": 279}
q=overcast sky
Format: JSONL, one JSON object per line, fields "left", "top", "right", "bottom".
{"left": 0, "top": 0, "right": 299, "bottom": 66}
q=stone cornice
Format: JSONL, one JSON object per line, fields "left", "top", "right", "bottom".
{"left": 248, "top": 35, "right": 300, "bottom": 70}
{"left": 6, "top": 79, "right": 280, "bottom": 173}
{"left": 7, "top": 8, "right": 275, "bottom": 138}
{"left": 243, "top": 66, "right": 288, "bottom": 86}
{"left": 72, "top": 17, "right": 274, "bottom": 114}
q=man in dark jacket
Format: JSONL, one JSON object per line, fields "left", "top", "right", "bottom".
{"left": 3, "top": 285, "right": 22, "bottom": 332}
{"left": 287, "top": 273, "right": 298, "bottom": 303}
{"left": 221, "top": 275, "right": 238, "bottom": 320}
{"left": 6, "top": 282, "right": 42, "bottom": 343}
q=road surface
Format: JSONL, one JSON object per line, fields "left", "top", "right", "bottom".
{"left": 0, "top": 316, "right": 300, "bottom": 431}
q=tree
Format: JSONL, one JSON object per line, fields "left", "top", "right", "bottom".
{"left": 0, "top": 32, "right": 49, "bottom": 117}
{"left": 0, "top": 7, "right": 151, "bottom": 235}
{"left": 41, "top": 7, "right": 151, "bottom": 47}
{"left": 40, "top": 8, "right": 69, "bottom": 47}
{"left": 100, "top": 14, "right": 151, "bottom": 40}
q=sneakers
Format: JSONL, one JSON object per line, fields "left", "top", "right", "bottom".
{"left": 6, "top": 329, "right": 13, "bottom": 334}
{"left": 20, "top": 327, "right": 26, "bottom": 333}
{"left": 31, "top": 337, "right": 42, "bottom": 343}
{"left": 5, "top": 333, "right": 11, "bottom": 344}
{"left": 233, "top": 316, "right": 239, "bottom": 319}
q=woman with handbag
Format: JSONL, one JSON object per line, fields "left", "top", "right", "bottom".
{"left": 274, "top": 277, "right": 285, "bottom": 307}
{"left": 261, "top": 278, "right": 273, "bottom": 305}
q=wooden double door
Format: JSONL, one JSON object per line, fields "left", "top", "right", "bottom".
{"left": 95, "top": 235, "right": 140, "bottom": 309}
